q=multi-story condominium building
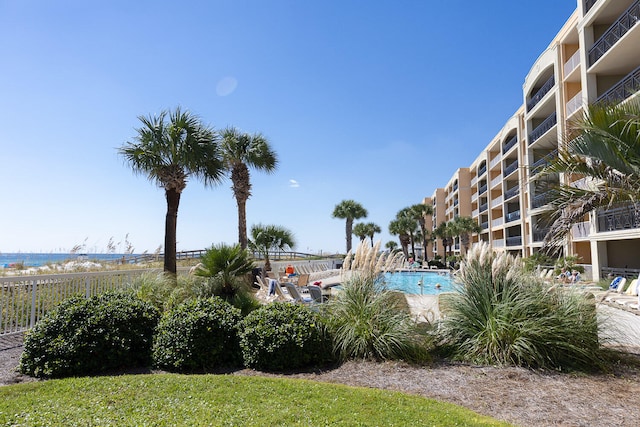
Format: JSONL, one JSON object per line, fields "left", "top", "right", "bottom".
{"left": 425, "top": 0, "right": 640, "bottom": 279}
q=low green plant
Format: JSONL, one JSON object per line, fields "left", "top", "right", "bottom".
{"left": 126, "top": 271, "right": 175, "bottom": 311}
{"left": 438, "top": 243, "right": 606, "bottom": 371}
{"left": 324, "top": 271, "right": 431, "bottom": 362}
{"left": 153, "top": 297, "right": 243, "bottom": 371}
{"left": 19, "top": 291, "right": 160, "bottom": 378}
{"left": 522, "top": 252, "right": 553, "bottom": 273}
{"left": 239, "top": 303, "right": 333, "bottom": 371}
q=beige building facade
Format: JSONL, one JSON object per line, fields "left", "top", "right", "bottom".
{"left": 425, "top": 0, "right": 640, "bottom": 279}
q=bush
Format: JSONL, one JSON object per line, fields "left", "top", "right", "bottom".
{"left": 324, "top": 272, "right": 431, "bottom": 362}
{"left": 438, "top": 243, "right": 606, "bottom": 371}
{"left": 19, "top": 292, "right": 160, "bottom": 378}
{"left": 153, "top": 297, "right": 243, "bottom": 371}
{"left": 127, "top": 272, "right": 175, "bottom": 312}
{"left": 239, "top": 303, "right": 333, "bottom": 371}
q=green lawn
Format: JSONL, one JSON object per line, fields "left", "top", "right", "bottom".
{"left": 0, "top": 374, "right": 510, "bottom": 426}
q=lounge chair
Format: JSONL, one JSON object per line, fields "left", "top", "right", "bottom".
{"left": 612, "top": 278, "right": 640, "bottom": 306}
{"left": 538, "top": 268, "right": 548, "bottom": 279}
{"left": 597, "top": 276, "right": 627, "bottom": 302}
{"left": 296, "top": 273, "right": 310, "bottom": 287}
{"left": 284, "top": 282, "right": 313, "bottom": 304}
{"left": 307, "top": 285, "right": 327, "bottom": 303}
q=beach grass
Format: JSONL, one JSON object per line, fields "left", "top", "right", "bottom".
{"left": 0, "top": 374, "right": 510, "bottom": 426}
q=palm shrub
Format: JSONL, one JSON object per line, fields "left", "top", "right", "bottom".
{"left": 193, "top": 243, "right": 260, "bottom": 315}
{"left": 239, "top": 303, "right": 333, "bottom": 371}
{"left": 153, "top": 297, "right": 243, "bottom": 371}
{"left": 19, "top": 292, "right": 160, "bottom": 378}
{"left": 438, "top": 243, "right": 605, "bottom": 371}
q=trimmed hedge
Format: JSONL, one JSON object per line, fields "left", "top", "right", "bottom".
{"left": 153, "top": 297, "right": 243, "bottom": 371}
{"left": 19, "top": 292, "right": 160, "bottom": 378}
{"left": 239, "top": 303, "right": 333, "bottom": 371}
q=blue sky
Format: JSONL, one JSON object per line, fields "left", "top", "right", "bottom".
{"left": 0, "top": 0, "right": 576, "bottom": 254}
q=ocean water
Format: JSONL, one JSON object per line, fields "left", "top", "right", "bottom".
{"left": 0, "top": 253, "right": 137, "bottom": 268}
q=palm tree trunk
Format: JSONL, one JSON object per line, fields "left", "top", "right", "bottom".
{"left": 237, "top": 197, "right": 248, "bottom": 249}
{"left": 346, "top": 218, "right": 353, "bottom": 252}
{"left": 409, "top": 233, "right": 416, "bottom": 260}
{"left": 164, "top": 188, "right": 180, "bottom": 276}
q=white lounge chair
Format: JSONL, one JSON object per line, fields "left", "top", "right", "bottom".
{"left": 307, "top": 285, "right": 327, "bottom": 304}
{"left": 284, "top": 282, "right": 313, "bottom": 304}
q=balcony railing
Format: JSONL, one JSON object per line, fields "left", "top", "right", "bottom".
{"left": 492, "top": 217, "right": 504, "bottom": 227}
{"left": 531, "top": 192, "right": 551, "bottom": 209}
{"left": 503, "top": 160, "right": 518, "bottom": 177}
{"left": 453, "top": 199, "right": 459, "bottom": 207}
{"left": 533, "top": 228, "right": 550, "bottom": 242}
{"left": 528, "top": 112, "right": 557, "bottom": 145}
{"left": 502, "top": 135, "right": 518, "bottom": 154}
{"left": 478, "top": 165, "right": 487, "bottom": 176}
{"left": 491, "top": 195, "right": 503, "bottom": 208}
{"left": 526, "top": 75, "right": 555, "bottom": 111}
{"left": 530, "top": 149, "right": 558, "bottom": 175}
{"left": 597, "top": 64, "right": 640, "bottom": 104}
{"left": 504, "top": 186, "right": 519, "bottom": 200}
{"left": 481, "top": 221, "right": 489, "bottom": 230}
{"left": 589, "top": 0, "right": 640, "bottom": 66}
{"left": 584, "top": 0, "right": 598, "bottom": 14}
{"left": 490, "top": 154, "right": 502, "bottom": 169}
{"left": 493, "top": 238, "right": 505, "bottom": 248}
{"left": 472, "top": 208, "right": 479, "bottom": 217}
{"left": 566, "top": 91, "right": 583, "bottom": 117}
{"left": 572, "top": 221, "right": 591, "bottom": 239}
{"left": 490, "top": 176, "right": 502, "bottom": 188}
{"left": 472, "top": 192, "right": 478, "bottom": 203}
{"left": 596, "top": 203, "right": 640, "bottom": 232}
{"left": 479, "top": 203, "right": 488, "bottom": 213}
{"left": 506, "top": 236, "right": 522, "bottom": 246}
{"left": 505, "top": 210, "right": 521, "bottom": 223}
{"left": 564, "top": 50, "right": 581, "bottom": 76}
{"left": 452, "top": 183, "right": 459, "bottom": 192}
{"left": 471, "top": 175, "right": 479, "bottom": 186}
{"left": 478, "top": 184, "right": 488, "bottom": 195}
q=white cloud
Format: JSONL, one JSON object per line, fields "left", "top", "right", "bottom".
{"left": 289, "top": 179, "right": 299, "bottom": 188}
{"left": 216, "top": 77, "right": 238, "bottom": 96}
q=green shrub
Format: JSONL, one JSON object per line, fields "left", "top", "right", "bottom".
{"left": 239, "top": 303, "right": 333, "bottom": 371}
{"left": 19, "top": 292, "right": 160, "bottom": 378}
{"left": 127, "top": 272, "right": 175, "bottom": 312}
{"left": 324, "top": 272, "right": 431, "bottom": 362}
{"left": 153, "top": 297, "right": 243, "bottom": 371}
{"left": 438, "top": 243, "right": 606, "bottom": 371}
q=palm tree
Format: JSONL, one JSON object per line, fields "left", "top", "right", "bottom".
{"left": 538, "top": 99, "right": 640, "bottom": 251}
{"left": 451, "top": 216, "right": 482, "bottom": 254}
{"left": 353, "top": 222, "right": 381, "bottom": 246}
{"left": 119, "top": 107, "right": 224, "bottom": 275}
{"left": 395, "top": 207, "right": 420, "bottom": 258}
{"left": 248, "top": 224, "right": 296, "bottom": 272}
{"left": 385, "top": 241, "right": 398, "bottom": 253}
{"left": 409, "top": 203, "right": 434, "bottom": 261}
{"left": 434, "top": 221, "right": 456, "bottom": 266}
{"left": 332, "top": 200, "right": 368, "bottom": 253}
{"left": 388, "top": 217, "right": 413, "bottom": 258}
{"left": 194, "top": 243, "right": 255, "bottom": 297}
{"left": 220, "top": 127, "right": 278, "bottom": 250}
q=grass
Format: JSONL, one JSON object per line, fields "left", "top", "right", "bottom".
{"left": 0, "top": 374, "right": 509, "bottom": 426}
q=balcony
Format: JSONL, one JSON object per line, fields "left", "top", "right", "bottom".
{"left": 471, "top": 175, "right": 478, "bottom": 186}
{"left": 491, "top": 195, "right": 503, "bottom": 208}
{"left": 493, "top": 238, "right": 505, "bottom": 248}
{"left": 502, "top": 135, "right": 518, "bottom": 154}
{"left": 506, "top": 236, "right": 522, "bottom": 246}
{"left": 478, "top": 165, "right": 487, "bottom": 177}
{"left": 564, "top": 50, "right": 581, "bottom": 77}
{"left": 588, "top": 0, "right": 640, "bottom": 66}
{"left": 596, "top": 203, "right": 640, "bottom": 232}
{"left": 481, "top": 221, "right": 489, "bottom": 230}
{"left": 584, "top": 0, "right": 598, "bottom": 14}
{"left": 532, "top": 192, "right": 552, "bottom": 209}
{"left": 503, "top": 160, "right": 518, "bottom": 177}
{"left": 492, "top": 217, "right": 504, "bottom": 228}
{"left": 480, "top": 203, "right": 488, "bottom": 213}
{"left": 453, "top": 199, "right": 459, "bottom": 207}
{"left": 528, "top": 112, "right": 557, "bottom": 145}
{"left": 533, "top": 228, "right": 550, "bottom": 242}
{"left": 472, "top": 208, "right": 479, "bottom": 218}
{"left": 572, "top": 221, "right": 591, "bottom": 239}
{"left": 504, "top": 186, "right": 519, "bottom": 200}
{"left": 472, "top": 192, "right": 478, "bottom": 203}
{"left": 490, "top": 154, "right": 502, "bottom": 169}
{"left": 530, "top": 149, "right": 558, "bottom": 175}
{"left": 526, "top": 75, "right": 555, "bottom": 112}
{"left": 566, "top": 91, "right": 583, "bottom": 117}
{"left": 490, "top": 175, "right": 502, "bottom": 188}
{"left": 478, "top": 184, "right": 488, "bottom": 195}
{"left": 597, "top": 64, "right": 640, "bottom": 104}
{"left": 505, "top": 210, "right": 521, "bottom": 223}
{"left": 452, "top": 183, "right": 459, "bottom": 192}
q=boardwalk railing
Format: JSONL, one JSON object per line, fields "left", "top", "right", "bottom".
{"left": 0, "top": 269, "right": 160, "bottom": 336}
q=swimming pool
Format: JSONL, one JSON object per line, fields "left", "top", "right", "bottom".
{"left": 382, "top": 271, "right": 456, "bottom": 294}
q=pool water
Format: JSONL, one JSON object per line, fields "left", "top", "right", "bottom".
{"left": 382, "top": 271, "right": 455, "bottom": 294}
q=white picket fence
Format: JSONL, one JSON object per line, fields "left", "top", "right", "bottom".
{"left": 0, "top": 269, "right": 161, "bottom": 336}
